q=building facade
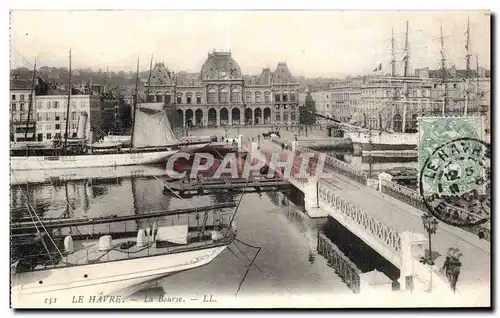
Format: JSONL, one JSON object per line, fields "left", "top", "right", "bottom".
{"left": 10, "top": 77, "right": 36, "bottom": 142}
{"left": 35, "top": 94, "right": 102, "bottom": 142}
{"left": 143, "top": 51, "right": 300, "bottom": 128}
{"left": 310, "top": 91, "right": 332, "bottom": 122}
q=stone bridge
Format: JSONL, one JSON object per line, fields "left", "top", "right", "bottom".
{"left": 244, "top": 138, "right": 490, "bottom": 299}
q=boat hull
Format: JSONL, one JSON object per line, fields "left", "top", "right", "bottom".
{"left": 10, "top": 150, "right": 178, "bottom": 171}
{"left": 11, "top": 245, "right": 227, "bottom": 308}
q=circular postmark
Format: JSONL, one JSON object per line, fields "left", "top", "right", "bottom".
{"left": 419, "top": 137, "right": 490, "bottom": 227}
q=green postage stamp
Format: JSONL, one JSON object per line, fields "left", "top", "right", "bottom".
{"left": 418, "top": 117, "right": 490, "bottom": 225}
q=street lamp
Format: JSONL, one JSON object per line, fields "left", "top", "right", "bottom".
{"left": 421, "top": 212, "right": 439, "bottom": 292}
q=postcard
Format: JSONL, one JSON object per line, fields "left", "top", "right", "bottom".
{"left": 9, "top": 10, "right": 491, "bottom": 309}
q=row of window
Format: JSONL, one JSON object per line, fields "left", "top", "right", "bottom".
{"left": 11, "top": 94, "right": 31, "bottom": 101}
{"left": 36, "top": 100, "right": 88, "bottom": 110}
{"left": 146, "top": 91, "right": 297, "bottom": 104}
{"left": 36, "top": 112, "right": 79, "bottom": 121}
{"left": 332, "top": 92, "right": 350, "bottom": 101}
{"left": 39, "top": 123, "right": 78, "bottom": 130}
{"left": 11, "top": 113, "right": 34, "bottom": 122}
{"left": 361, "top": 89, "right": 430, "bottom": 98}
{"left": 11, "top": 103, "right": 26, "bottom": 111}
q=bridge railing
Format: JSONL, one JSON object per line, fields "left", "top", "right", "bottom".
{"left": 295, "top": 146, "right": 368, "bottom": 185}
{"left": 318, "top": 181, "right": 402, "bottom": 254}
{"left": 380, "top": 179, "right": 491, "bottom": 242}
{"left": 317, "top": 232, "right": 361, "bottom": 293}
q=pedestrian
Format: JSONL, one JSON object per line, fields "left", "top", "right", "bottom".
{"left": 448, "top": 257, "right": 462, "bottom": 293}
{"left": 443, "top": 256, "right": 452, "bottom": 281}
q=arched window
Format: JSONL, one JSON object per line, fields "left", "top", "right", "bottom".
{"left": 196, "top": 92, "right": 202, "bottom": 104}
{"left": 282, "top": 91, "right": 288, "bottom": 102}
{"left": 219, "top": 87, "right": 229, "bottom": 104}
{"left": 176, "top": 93, "right": 183, "bottom": 104}
{"left": 246, "top": 92, "right": 252, "bottom": 103}
{"left": 275, "top": 93, "right": 281, "bottom": 102}
{"left": 290, "top": 91, "right": 296, "bottom": 102}
{"left": 231, "top": 87, "right": 241, "bottom": 103}
{"left": 186, "top": 92, "right": 193, "bottom": 104}
{"left": 208, "top": 88, "right": 217, "bottom": 104}
{"left": 156, "top": 93, "right": 163, "bottom": 103}
{"left": 165, "top": 92, "right": 172, "bottom": 104}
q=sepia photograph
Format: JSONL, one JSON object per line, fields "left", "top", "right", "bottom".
{"left": 8, "top": 8, "right": 491, "bottom": 309}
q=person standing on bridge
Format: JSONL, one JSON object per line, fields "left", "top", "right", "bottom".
{"left": 448, "top": 256, "right": 462, "bottom": 293}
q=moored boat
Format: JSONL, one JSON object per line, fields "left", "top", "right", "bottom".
{"left": 11, "top": 202, "right": 238, "bottom": 307}
{"left": 9, "top": 54, "right": 209, "bottom": 171}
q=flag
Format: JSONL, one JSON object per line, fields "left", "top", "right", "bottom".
{"left": 373, "top": 63, "right": 382, "bottom": 72}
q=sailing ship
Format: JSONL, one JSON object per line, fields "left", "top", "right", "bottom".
{"left": 345, "top": 20, "right": 488, "bottom": 153}
{"left": 10, "top": 53, "right": 208, "bottom": 171}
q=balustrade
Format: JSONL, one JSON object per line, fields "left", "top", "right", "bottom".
{"left": 318, "top": 181, "right": 402, "bottom": 254}
{"left": 295, "top": 146, "right": 367, "bottom": 185}
{"left": 317, "top": 232, "right": 361, "bottom": 293}
{"left": 380, "top": 179, "right": 491, "bottom": 242}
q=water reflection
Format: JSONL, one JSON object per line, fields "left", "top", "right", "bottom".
{"left": 265, "top": 191, "right": 328, "bottom": 265}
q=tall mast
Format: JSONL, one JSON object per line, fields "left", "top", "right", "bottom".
{"left": 146, "top": 54, "right": 154, "bottom": 101}
{"left": 476, "top": 54, "right": 480, "bottom": 116}
{"left": 130, "top": 55, "right": 140, "bottom": 149}
{"left": 63, "top": 49, "right": 72, "bottom": 153}
{"left": 465, "top": 17, "right": 471, "bottom": 78}
{"left": 440, "top": 25, "right": 447, "bottom": 116}
{"left": 391, "top": 27, "right": 396, "bottom": 77}
{"left": 106, "top": 66, "right": 109, "bottom": 94}
{"left": 402, "top": 21, "right": 409, "bottom": 132}
{"left": 403, "top": 21, "right": 410, "bottom": 77}
{"left": 389, "top": 27, "right": 396, "bottom": 131}
{"left": 25, "top": 59, "right": 36, "bottom": 140}
{"left": 464, "top": 17, "right": 471, "bottom": 116}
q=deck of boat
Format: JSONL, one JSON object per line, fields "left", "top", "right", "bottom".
{"left": 23, "top": 229, "right": 235, "bottom": 272}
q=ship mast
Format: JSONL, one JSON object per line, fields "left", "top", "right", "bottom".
{"left": 390, "top": 27, "right": 396, "bottom": 131}
{"left": 130, "top": 55, "right": 140, "bottom": 149}
{"left": 464, "top": 17, "right": 471, "bottom": 116}
{"left": 24, "top": 59, "right": 36, "bottom": 140}
{"left": 476, "top": 54, "right": 480, "bottom": 116}
{"left": 391, "top": 27, "right": 396, "bottom": 77}
{"left": 146, "top": 54, "right": 154, "bottom": 100}
{"left": 63, "top": 49, "right": 72, "bottom": 153}
{"left": 440, "top": 25, "right": 447, "bottom": 116}
{"left": 403, "top": 21, "right": 410, "bottom": 77}
{"left": 402, "top": 21, "right": 409, "bottom": 132}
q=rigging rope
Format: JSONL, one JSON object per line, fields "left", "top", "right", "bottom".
{"left": 11, "top": 172, "right": 66, "bottom": 262}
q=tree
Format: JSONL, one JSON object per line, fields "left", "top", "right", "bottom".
{"left": 300, "top": 91, "right": 316, "bottom": 126}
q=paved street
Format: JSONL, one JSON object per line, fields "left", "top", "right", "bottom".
{"left": 185, "top": 126, "right": 329, "bottom": 144}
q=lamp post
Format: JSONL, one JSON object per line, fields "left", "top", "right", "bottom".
{"left": 421, "top": 212, "right": 439, "bottom": 292}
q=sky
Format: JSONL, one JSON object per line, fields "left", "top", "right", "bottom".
{"left": 10, "top": 10, "right": 491, "bottom": 78}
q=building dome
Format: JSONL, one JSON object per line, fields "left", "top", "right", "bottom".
{"left": 200, "top": 51, "right": 242, "bottom": 81}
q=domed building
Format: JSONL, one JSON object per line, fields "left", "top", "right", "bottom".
{"left": 143, "top": 50, "right": 300, "bottom": 128}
